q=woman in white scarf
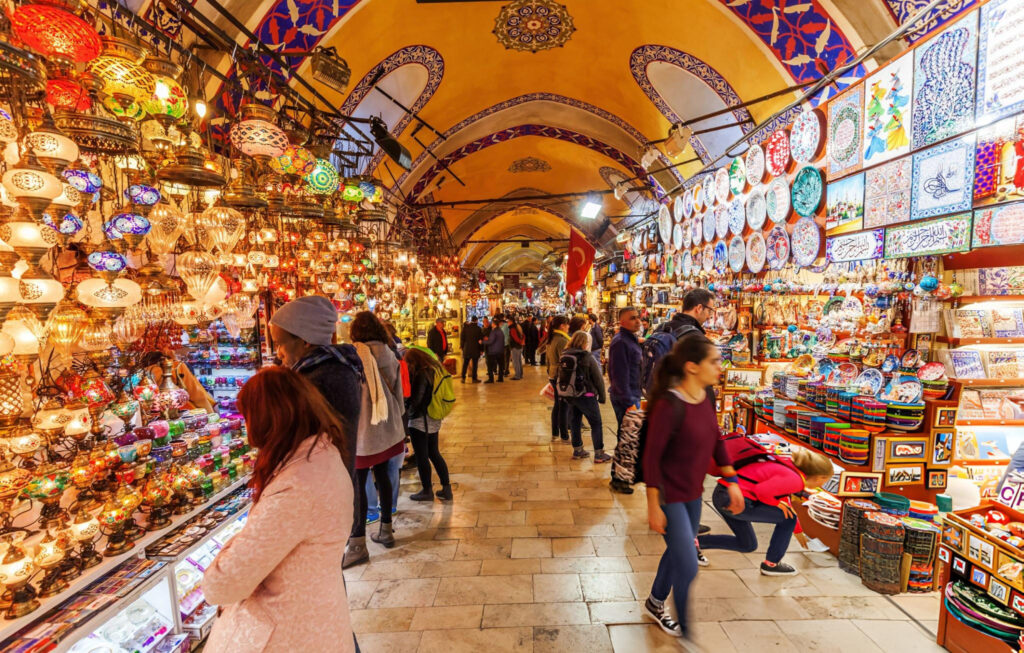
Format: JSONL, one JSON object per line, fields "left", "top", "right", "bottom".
{"left": 344, "top": 312, "right": 406, "bottom": 568}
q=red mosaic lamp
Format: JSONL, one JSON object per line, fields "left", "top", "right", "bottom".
{"left": 9, "top": 2, "right": 102, "bottom": 69}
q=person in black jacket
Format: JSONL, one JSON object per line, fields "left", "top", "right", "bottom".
{"left": 658, "top": 288, "right": 715, "bottom": 337}
{"left": 427, "top": 318, "right": 449, "bottom": 360}
{"left": 523, "top": 316, "right": 539, "bottom": 365}
{"left": 460, "top": 317, "right": 482, "bottom": 383}
{"left": 404, "top": 348, "right": 452, "bottom": 501}
{"left": 484, "top": 317, "right": 506, "bottom": 383}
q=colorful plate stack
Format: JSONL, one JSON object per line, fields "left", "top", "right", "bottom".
{"left": 763, "top": 397, "right": 774, "bottom": 421}
{"left": 851, "top": 396, "right": 887, "bottom": 432}
{"left": 944, "top": 580, "right": 1024, "bottom": 644}
{"left": 823, "top": 422, "right": 850, "bottom": 457}
{"left": 773, "top": 399, "right": 794, "bottom": 429}
{"left": 795, "top": 410, "right": 816, "bottom": 444}
{"left": 808, "top": 415, "right": 832, "bottom": 449}
{"left": 921, "top": 377, "right": 948, "bottom": 400}
{"left": 907, "top": 500, "right": 938, "bottom": 521}
{"left": 806, "top": 381, "right": 824, "bottom": 409}
{"left": 825, "top": 387, "right": 842, "bottom": 414}
{"left": 805, "top": 491, "right": 842, "bottom": 530}
{"left": 797, "top": 379, "right": 810, "bottom": 403}
{"left": 839, "top": 428, "right": 871, "bottom": 465}
{"left": 838, "top": 498, "right": 879, "bottom": 574}
{"left": 885, "top": 401, "right": 925, "bottom": 431}
{"left": 784, "top": 375, "right": 800, "bottom": 400}
{"left": 784, "top": 407, "right": 800, "bottom": 436}
{"left": 902, "top": 517, "right": 939, "bottom": 593}
{"left": 837, "top": 391, "right": 857, "bottom": 421}
{"left": 861, "top": 511, "right": 906, "bottom": 595}
{"left": 873, "top": 491, "right": 910, "bottom": 517}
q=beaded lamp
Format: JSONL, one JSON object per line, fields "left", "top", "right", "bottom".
{"left": 10, "top": 3, "right": 102, "bottom": 68}
{"left": 87, "top": 37, "right": 155, "bottom": 112}
{"left": 45, "top": 78, "right": 92, "bottom": 112}
{"left": 305, "top": 158, "right": 339, "bottom": 195}
{"left": 140, "top": 56, "right": 187, "bottom": 126}
{"left": 229, "top": 119, "right": 288, "bottom": 160}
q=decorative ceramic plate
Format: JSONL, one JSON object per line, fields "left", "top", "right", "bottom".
{"left": 682, "top": 250, "right": 692, "bottom": 278}
{"left": 766, "top": 225, "right": 790, "bottom": 270}
{"left": 854, "top": 368, "right": 885, "bottom": 396}
{"left": 658, "top": 204, "right": 673, "bottom": 244}
{"left": 745, "top": 143, "right": 766, "bottom": 185}
{"left": 882, "top": 375, "right": 923, "bottom": 403}
{"left": 713, "top": 240, "right": 728, "bottom": 272}
{"left": 790, "top": 109, "right": 825, "bottom": 164}
{"left": 672, "top": 223, "right": 684, "bottom": 250}
{"left": 746, "top": 230, "right": 766, "bottom": 273}
{"left": 765, "top": 129, "right": 791, "bottom": 177}
{"left": 745, "top": 187, "right": 767, "bottom": 231}
{"left": 703, "top": 209, "right": 716, "bottom": 243}
{"left": 901, "top": 349, "right": 921, "bottom": 369}
{"left": 791, "top": 166, "right": 823, "bottom": 217}
{"left": 728, "top": 199, "right": 745, "bottom": 236}
{"left": 728, "top": 235, "right": 745, "bottom": 272}
{"left": 791, "top": 217, "right": 821, "bottom": 267}
{"left": 918, "top": 361, "right": 946, "bottom": 381}
{"left": 715, "top": 167, "right": 731, "bottom": 205}
{"left": 703, "top": 174, "right": 717, "bottom": 207}
{"left": 681, "top": 218, "right": 692, "bottom": 248}
{"left": 765, "top": 176, "right": 791, "bottom": 223}
{"left": 682, "top": 189, "right": 694, "bottom": 219}
{"left": 729, "top": 156, "right": 747, "bottom": 195}
{"left": 882, "top": 353, "right": 899, "bottom": 374}
{"left": 692, "top": 247, "right": 702, "bottom": 272}
{"left": 673, "top": 195, "right": 686, "bottom": 223}
{"left": 715, "top": 205, "right": 729, "bottom": 240}
{"left": 665, "top": 254, "right": 675, "bottom": 275}
{"left": 837, "top": 362, "right": 859, "bottom": 384}
{"left": 692, "top": 213, "right": 704, "bottom": 246}
{"left": 702, "top": 242, "right": 714, "bottom": 271}
{"left": 691, "top": 183, "right": 703, "bottom": 212}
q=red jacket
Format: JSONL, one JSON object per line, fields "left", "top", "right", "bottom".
{"left": 724, "top": 460, "right": 805, "bottom": 507}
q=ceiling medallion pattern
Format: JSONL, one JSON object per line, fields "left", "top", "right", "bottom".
{"left": 509, "top": 157, "right": 551, "bottom": 173}
{"left": 493, "top": 0, "right": 576, "bottom": 53}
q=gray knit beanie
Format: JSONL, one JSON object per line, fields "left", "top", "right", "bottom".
{"left": 270, "top": 295, "right": 338, "bottom": 346}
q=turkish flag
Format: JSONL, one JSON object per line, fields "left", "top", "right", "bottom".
{"left": 565, "top": 228, "right": 595, "bottom": 296}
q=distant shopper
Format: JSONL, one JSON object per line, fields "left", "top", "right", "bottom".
{"left": 499, "top": 315, "right": 512, "bottom": 376}
{"left": 588, "top": 312, "right": 604, "bottom": 371}
{"left": 484, "top": 316, "right": 506, "bottom": 383}
{"left": 404, "top": 348, "right": 453, "bottom": 501}
{"left": 427, "top": 317, "right": 449, "bottom": 360}
{"left": 460, "top": 316, "right": 483, "bottom": 383}
{"left": 538, "top": 317, "right": 551, "bottom": 366}
{"left": 559, "top": 330, "right": 609, "bottom": 462}
{"left": 509, "top": 317, "right": 525, "bottom": 380}
{"left": 642, "top": 334, "right": 744, "bottom": 641}
{"left": 546, "top": 316, "right": 571, "bottom": 442}
{"left": 204, "top": 366, "right": 354, "bottom": 653}
{"left": 523, "top": 316, "right": 539, "bottom": 366}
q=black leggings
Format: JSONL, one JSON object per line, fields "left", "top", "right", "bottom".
{"left": 409, "top": 428, "right": 450, "bottom": 488}
{"left": 353, "top": 462, "right": 392, "bottom": 537}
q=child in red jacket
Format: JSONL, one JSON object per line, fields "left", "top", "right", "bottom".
{"left": 699, "top": 447, "right": 833, "bottom": 576}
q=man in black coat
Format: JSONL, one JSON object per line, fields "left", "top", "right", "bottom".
{"left": 427, "top": 317, "right": 449, "bottom": 360}
{"left": 460, "top": 316, "right": 483, "bottom": 383}
{"left": 523, "top": 316, "right": 539, "bottom": 365}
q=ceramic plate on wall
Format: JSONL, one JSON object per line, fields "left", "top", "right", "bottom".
{"left": 658, "top": 204, "right": 673, "bottom": 244}
{"left": 682, "top": 218, "right": 692, "bottom": 248}
{"left": 682, "top": 189, "right": 694, "bottom": 219}
{"left": 728, "top": 199, "right": 745, "bottom": 236}
{"left": 729, "top": 156, "right": 747, "bottom": 195}
{"left": 746, "top": 230, "right": 766, "bottom": 273}
{"left": 745, "top": 143, "right": 766, "bottom": 185}
{"left": 791, "top": 166, "right": 824, "bottom": 217}
{"left": 682, "top": 250, "right": 692, "bottom": 278}
{"left": 715, "top": 167, "right": 731, "bottom": 205}
{"left": 713, "top": 240, "right": 728, "bottom": 272}
{"left": 715, "top": 205, "right": 729, "bottom": 240}
{"left": 672, "top": 223, "right": 684, "bottom": 250}
{"left": 790, "top": 109, "right": 825, "bottom": 164}
{"left": 765, "top": 176, "right": 791, "bottom": 223}
{"left": 692, "top": 183, "right": 704, "bottom": 212}
{"left": 766, "top": 225, "right": 790, "bottom": 270}
{"left": 692, "top": 212, "right": 704, "bottom": 246}
{"left": 703, "top": 174, "right": 717, "bottom": 207}
{"left": 728, "top": 235, "right": 745, "bottom": 272}
{"left": 673, "top": 195, "right": 686, "bottom": 223}
{"left": 791, "top": 217, "right": 821, "bottom": 267}
{"left": 765, "top": 129, "right": 791, "bottom": 177}
{"left": 703, "top": 210, "right": 716, "bottom": 243}
{"left": 746, "top": 187, "right": 767, "bottom": 231}
{"left": 702, "top": 242, "right": 714, "bottom": 271}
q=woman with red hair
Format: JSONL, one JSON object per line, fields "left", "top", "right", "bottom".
{"left": 203, "top": 366, "right": 355, "bottom": 653}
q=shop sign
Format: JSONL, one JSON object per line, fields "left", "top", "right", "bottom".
{"left": 502, "top": 274, "right": 519, "bottom": 290}
{"left": 883, "top": 213, "right": 972, "bottom": 258}
{"left": 973, "top": 202, "right": 1024, "bottom": 248}
{"left": 826, "top": 228, "right": 884, "bottom": 262}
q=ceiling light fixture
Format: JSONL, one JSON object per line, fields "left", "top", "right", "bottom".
{"left": 579, "top": 194, "right": 601, "bottom": 219}
{"left": 370, "top": 117, "right": 412, "bottom": 170}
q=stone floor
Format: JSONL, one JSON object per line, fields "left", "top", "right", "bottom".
{"left": 346, "top": 363, "right": 943, "bottom": 652}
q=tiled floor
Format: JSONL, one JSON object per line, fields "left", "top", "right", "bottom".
{"left": 347, "top": 364, "right": 943, "bottom": 652}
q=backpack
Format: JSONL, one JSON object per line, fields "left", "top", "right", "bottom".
{"left": 640, "top": 323, "right": 701, "bottom": 392}
{"left": 556, "top": 351, "right": 588, "bottom": 398}
{"left": 708, "top": 432, "right": 800, "bottom": 478}
{"left": 426, "top": 364, "right": 456, "bottom": 420}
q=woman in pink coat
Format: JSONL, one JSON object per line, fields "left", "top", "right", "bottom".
{"left": 204, "top": 367, "right": 355, "bottom": 652}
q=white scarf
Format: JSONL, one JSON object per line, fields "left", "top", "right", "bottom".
{"left": 354, "top": 342, "right": 388, "bottom": 425}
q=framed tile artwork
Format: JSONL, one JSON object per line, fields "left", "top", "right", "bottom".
{"left": 884, "top": 213, "right": 972, "bottom": 258}
{"left": 825, "top": 172, "right": 865, "bottom": 236}
{"left": 974, "top": 114, "right": 1024, "bottom": 207}
{"left": 863, "top": 55, "right": 913, "bottom": 167}
{"left": 865, "top": 157, "right": 912, "bottom": 228}
{"left": 826, "top": 229, "right": 885, "bottom": 263}
{"left": 910, "top": 135, "right": 976, "bottom": 220}
{"left": 977, "top": 0, "right": 1024, "bottom": 126}
{"left": 826, "top": 83, "right": 863, "bottom": 180}
{"left": 912, "top": 10, "right": 978, "bottom": 150}
{"left": 973, "top": 202, "right": 1024, "bottom": 248}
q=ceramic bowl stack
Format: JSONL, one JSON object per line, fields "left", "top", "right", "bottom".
{"left": 902, "top": 517, "right": 940, "bottom": 593}
{"left": 918, "top": 361, "right": 949, "bottom": 399}
{"left": 885, "top": 401, "right": 925, "bottom": 431}
{"left": 784, "top": 407, "right": 800, "bottom": 436}
{"left": 908, "top": 500, "right": 938, "bottom": 521}
{"left": 839, "top": 427, "right": 871, "bottom": 465}
{"left": 807, "top": 381, "right": 826, "bottom": 409}
{"left": 837, "top": 390, "right": 857, "bottom": 421}
{"left": 873, "top": 491, "right": 911, "bottom": 517}
{"left": 805, "top": 490, "right": 842, "bottom": 530}
{"left": 773, "top": 399, "right": 795, "bottom": 429}
{"left": 823, "top": 422, "right": 850, "bottom": 456}
{"left": 795, "top": 410, "right": 817, "bottom": 444}
{"left": 808, "top": 415, "right": 832, "bottom": 449}
{"left": 851, "top": 396, "right": 887, "bottom": 432}
{"left": 784, "top": 375, "right": 801, "bottom": 400}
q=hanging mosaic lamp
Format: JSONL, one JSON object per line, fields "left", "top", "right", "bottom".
{"left": 14, "top": 266, "right": 64, "bottom": 320}
{"left": 139, "top": 56, "right": 187, "bottom": 126}
{"left": 268, "top": 145, "right": 315, "bottom": 176}
{"left": 41, "top": 211, "right": 83, "bottom": 245}
{"left": 45, "top": 78, "right": 92, "bottom": 112}
{"left": 2, "top": 154, "right": 63, "bottom": 221}
{"left": 110, "top": 212, "right": 151, "bottom": 248}
{"left": 87, "top": 37, "right": 155, "bottom": 113}
{"left": 341, "top": 178, "right": 364, "bottom": 203}
{"left": 101, "top": 96, "right": 145, "bottom": 122}
{"left": 305, "top": 158, "right": 339, "bottom": 195}
{"left": 86, "top": 250, "right": 128, "bottom": 283}
{"left": 76, "top": 277, "right": 142, "bottom": 319}
{"left": 26, "top": 121, "right": 79, "bottom": 174}
{"left": 45, "top": 300, "right": 87, "bottom": 355}
{"left": 10, "top": 3, "right": 102, "bottom": 68}
{"left": 62, "top": 168, "right": 101, "bottom": 194}
{"left": 1, "top": 221, "right": 58, "bottom": 268}
{"left": 125, "top": 184, "right": 160, "bottom": 207}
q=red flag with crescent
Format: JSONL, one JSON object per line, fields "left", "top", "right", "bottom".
{"left": 565, "top": 228, "right": 595, "bottom": 296}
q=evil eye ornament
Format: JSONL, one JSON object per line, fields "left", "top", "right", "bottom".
{"left": 919, "top": 275, "right": 939, "bottom": 292}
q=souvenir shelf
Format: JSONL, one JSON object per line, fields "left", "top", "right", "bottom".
{"left": 182, "top": 319, "right": 263, "bottom": 413}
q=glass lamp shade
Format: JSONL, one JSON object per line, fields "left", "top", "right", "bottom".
{"left": 45, "top": 301, "right": 88, "bottom": 353}
{"left": 305, "top": 158, "right": 339, "bottom": 195}
{"left": 26, "top": 127, "right": 79, "bottom": 172}
{"left": 23, "top": 469, "right": 69, "bottom": 500}
{"left": 0, "top": 112, "right": 16, "bottom": 145}
{"left": 64, "top": 405, "right": 92, "bottom": 439}
{"left": 70, "top": 511, "right": 99, "bottom": 542}
{"left": 99, "top": 498, "right": 127, "bottom": 528}
{"left": 3, "top": 307, "right": 44, "bottom": 358}
{"left": 46, "top": 78, "right": 92, "bottom": 112}
{"left": 1, "top": 221, "right": 58, "bottom": 262}
{"left": 246, "top": 249, "right": 267, "bottom": 269}
{"left": 198, "top": 205, "right": 244, "bottom": 253}
{"left": 11, "top": 4, "right": 102, "bottom": 65}
{"left": 111, "top": 212, "right": 151, "bottom": 247}
{"left": 49, "top": 183, "right": 82, "bottom": 213}
{"left": 125, "top": 184, "right": 160, "bottom": 206}
{"left": 78, "top": 318, "right": 112, "bottom": 352}
{"left": 171, "top": 299, "right": 201, "bottom": 326}
{"left": 31, "top": 401, "right": 71, "bottom": 436}
{"left": 2, "top": 163, "right": 62, "bottom": 216}
{"left": 42, "top": 212, "right": 84, "bottom": 241}
{"left": 15, "top": 268, "right": 64, "bottom": 320}
{"left": 0, "top": 371, "right": 24, "bottom": 426}
{"left": 111, "top": 312, "right": 144, "bottom": 345}
{"left": 0, "top": 547, "right": 34, "bottom": 589}
{"left": 146, "top": 202, "right": 185, "bottom": 255}
{"left": 80, "top": 373, "right": 114, "bottom": 408}
{"left": 102, "top": 96, "right": 145, "bottom": 121}
{"left": 75, "top": 277, "right": 142, "bottom": 318}
{"left": 176, "top": 250, "right": 220, "bottom": 300}
{"left": 62, "top": 168, "right": 102, "bottom": 194}
{"left": 229, "top": 119, "right": 288, "bottom": 159}
{"left": 141, "top": 75, "right": 187, "bottom": 121}
{"left": 342, "top": 179, "right": 364, "bottom": 203}
{"left": 5, "top": 429, "right": 42, "bottom": 456}
{"left": 0, "top": 271, "right": 20, "bottom": 321}
{"left": 88, "top": 38, "right": 155, "bottom": 108}
{"left": 86, "top": 251, "right": 128, "bottom": 282}
{"left": 265, "top": 254, "right": 280, "bottom": 269}
{"left": 268, "top": 145, "right": 315, "bottom": 176}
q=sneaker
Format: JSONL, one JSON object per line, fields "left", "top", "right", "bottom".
{"left": 593, "top": 452, "right": 612, "bottom": 463}
{"left": 552, "top": 434, "right": 560, "bottom": 441}
{"left": 643, "top": 597, "right": 682, "bottom": 637}
{"left": 760, "top": 561, "right": 798, "bottom": 576}
{"left": 696, "top": 546, "right": 709, "bottom": 567}
{"left": 366, "top": 508, "right": 380, "bottom": 525}
{"left": 572, "top": 448, "right": 590, "bottom": 459}
{"left": 698, "top": 524, "right": 711, "bottom": 535}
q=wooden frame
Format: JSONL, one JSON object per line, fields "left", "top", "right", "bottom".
{"left": 990, "top": 577, "right": 1010, "bottom": 605}
{"left": 724, "top": 367, "right": 763, "bottom": 391}
{"left": 968, "top": 532, "right": 996, "bottom": 569}
{"left": 943, "top": 523, "right": 965, "bottom": 553}
{"left": 837, "top": 471, "right": 882, "bottom": 497}
{"left": 931, "top": 430, "right": 955, "bottom": 466}
{"left": 996, "top": 549, "right": 1024, "bottom": 592}
{"left": 872, "top": 437, "right": 888, "bottom": 472}
{"left": 886, "top": 437, "right": 929, "bottom": 463}
{"left": 886, "top": 464, "right": 924, "bottom": 486}
{"left": 927, "top": 469, "right": 948, "bottom": 490}
{"left": 935, "top": 407, "right": 958, "bottom": 428}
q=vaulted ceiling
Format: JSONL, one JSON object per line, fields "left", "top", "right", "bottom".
{"left": 155, "top": 0, "right": 975, "bottom": 272}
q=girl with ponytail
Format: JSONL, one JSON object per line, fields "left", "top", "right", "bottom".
{"left": 641, "top": 334, "right": 745, "bottom": 642}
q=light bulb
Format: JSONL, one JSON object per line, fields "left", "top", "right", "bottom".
{"left": 194, "top": 100, "right": 207, "bottom": 119}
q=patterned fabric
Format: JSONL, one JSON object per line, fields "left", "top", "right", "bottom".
{"left": 883, "top": 0, "right": 977, "bottom": 42}
{"left": 612, "top": 408, "right": 645, "bottom": 484}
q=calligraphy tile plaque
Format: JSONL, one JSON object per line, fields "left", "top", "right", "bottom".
{"left": 913, "top": 10, "right": 978, "bottom": 150}
{"left": 973, "top": 202, "right": 1024, "bottom": 248}
{"left": 826, "top": 229, "right": 885, "bottom": 262}
{"left": 884, "top": 213, "right": 972, "bottom": 258}
{"left": 977, "top": 0, "right": 1024, "bottom": 126}
{"left": 910, "top": 135, "right": 976, "bottom": 220}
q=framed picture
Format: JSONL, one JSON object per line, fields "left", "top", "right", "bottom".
{"left": 837, "top": 471, "right": 882, "bottom": 497}
{"left": 912, "top": 10, "right": 978, "bottom": 150}
{"left": 991, "top": 578, "right": 1010, "bottom": 605}
{"left": 927, "top": 469, "right": 948, "bottom": 490}
{"left": 996, "top": 550, "right": 1024, "bottom": 591}
{"left": 974, "top": 115, "right": 1024, "bottom": 206}
{"left": 864, "top": 158, "right": 912, "bottom": 228}
{"left": 884, "top": 213, "right": 973, "bottom": 259}
{"left": 827, "top": 82, "right": 864, "bottom": 179}
{"left": 910, "top": 135, "right": 976, "bottom": 220}
{"left": 953, "top": 556, "right": 967, "bottom": 574}
{"left": 931, "top": 430, "right": 955, "bottom": 466}
{"left": 977, "top": 0, "right": 1024, "bottom": 125}
{"left": 973, "top": 203, "right": 1024, "bottom": 248}
{"left": 826, "top": 229, "right": 885, "bottom": 263}
{"left": 939, "top": 546, "right": 951, "bottom": 564}
{"left": 886, "top": 464, "right": 924, "bottom": 486}
{"left": 1013, "top": 593, "right": 1024, "bottom": 617}
{"left": 935, "top": 408, "right": 958, "bottom": 428}
{"left": 826, "top": 172, "right": 865, "bottom": 236}
{"left": 972, "top": 566, "right": 989, "bottom": 588}
{"left": 943, "top": 523, "right": 965, "bottom": 552}
{"left": 863, "top": 54, "right": 913, "bottom": 167}
{"left": 969, "top": 533, "right": 996, "bottom": 568}
{"left": 724, "top": 368, "right": 762, "bottom": 390}
{"left": 886, "top": 437, "right": 929, "bottom": 463}
{"left": 872, "top": 437, "right": 888, "bottom": 472}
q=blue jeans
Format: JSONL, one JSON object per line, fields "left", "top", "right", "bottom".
{"left": 365, "top": 450, "right": 403, "bottom": 510}
{"left": 698, "top": 484, "right": 796, "bottom": 564}
{"left": 650, "top": 499, "right": 702, "bottom": 637}
{"left": 568, "top": 396, "right": 604, "bottom": 451}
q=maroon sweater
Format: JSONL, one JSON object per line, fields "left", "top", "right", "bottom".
{"left": 643, "top": 390, "right": 732, "bottom": 503}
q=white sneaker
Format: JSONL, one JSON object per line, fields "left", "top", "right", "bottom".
{"left": 643, "top": 597, "right": 682, "bottom": 637}
{"left": 696, "top": 547, "right": 709, "bottom": 567}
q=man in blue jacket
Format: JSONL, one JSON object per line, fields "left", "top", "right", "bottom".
{"left": 484, "top": 316, "right": 506, "bottom": 383}
{"left": 607, "top": 307, "right": 642, "bottom": 493}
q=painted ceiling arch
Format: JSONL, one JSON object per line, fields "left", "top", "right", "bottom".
{"left": 463, "top": 223, "right": 564, "bottom": 270}
{"left": 478, "top": 245, "right": 554, "bottom": 273}
{"left": 453, "top": 200, "right": 578, "bottom": 248}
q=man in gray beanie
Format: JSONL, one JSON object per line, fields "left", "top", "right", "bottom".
{"left": 269, "top": 295, "right": 364, "bottom": 475}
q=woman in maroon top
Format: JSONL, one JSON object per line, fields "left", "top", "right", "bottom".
{"left": 642, "top": 334, "right": 744, "bottom": 641}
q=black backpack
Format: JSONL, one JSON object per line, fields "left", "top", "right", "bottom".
{"left": 640, "top": 323, "right": 701, "bottom": 392}
{"left": 556, "top": 351, "right": 588, "bottom": 398}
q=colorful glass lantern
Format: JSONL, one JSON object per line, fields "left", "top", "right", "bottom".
{"left": 26, "top": 125, "right": 79, "bottom": 173}
{"left": 305, "top": 158, "right": 339, "bottom": 195}
{"left": 2, "top": 159, "right": 62, "bottom": 220}
{"left": 10, "top": 4, "right": 102, "bottom": 66}
{"left": 45, "top": 78, "right": 92, "bottom": 112}
{"left": 140, "top": 57, "right": 187, "bottom": 124}
{"left": 198, "top": 204, "right": 245, "bottom": 253}
{"left": 88, "top": 37, "right": 155, "bottom": 110}
{"left": 229, "top": 120, "right": 288, "bottom": 159}
{"left": 87, "top": 251, "right": 128, "bottom": 281}
{"left": 126, "top": 184, "right": 160, "bottom": 206}
{"left": 145, "top": 202, "right": 185, "bottom": 255}
{"left": 111, "top": 212, "right": 150, "bottom": 247}
{"left": 76, "top": 277, "right": 142, "bottom": 318}
{"left": 342, "top": 179, "right": 364, "bottom": 203}
{"left": 42, "top": 212, "right": 83, "bottom": 240}
{"left": 2, "top": 307, "right": 44, "bottom": 360}
{"left": 63, "top": 168, "right": 101, "bottom": 194}
{"left": 45, "top": 300, "right": 87, "bottom": 355}
{"left": 268, "top": 145, "right": 315, "bottom": 176}
{"left": 102, "top": 95, "right": 145, "bottom": 121}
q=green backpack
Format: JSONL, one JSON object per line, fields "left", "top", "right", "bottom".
{"left": 410, "top": 345, "right": 456, "bottom": 420}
